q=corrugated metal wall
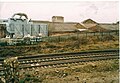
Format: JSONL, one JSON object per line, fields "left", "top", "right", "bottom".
{"left": 7, "top": 18, "right": 48, "bottom": 38}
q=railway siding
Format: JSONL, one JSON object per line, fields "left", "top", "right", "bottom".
{"left": 0, "top": 49, "right": 119, "bottom": 74}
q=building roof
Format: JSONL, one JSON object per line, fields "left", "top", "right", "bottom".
{"left": 75, "top": 23, "right": 86, "bottom": 29}
{"left": 49, "top": 22, "right": 86, "bottom": 32}
{"left": 98, "top": 23, "right": 119, "bottom": 30}
{"left": 12, "top": 13, "right": 28, "bottom": 19}
{"left": 52, "top": 16, "right": 64, "bottom": 18}
{"left": 81, "top": 19, "right": 98, "bottom": 29}
{"left": 81, "top": 23, "right": 97, "bottom": 29}
{"left": 82, "top": 19, "right": 97, "bottom": 24}
{"left": 31, "top": 20, "right": 50, "bottom": 23}
{"left": 87, "top": 25, "right": 109, "bottom": 32}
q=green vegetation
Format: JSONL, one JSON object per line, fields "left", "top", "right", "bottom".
{"left": 3, "top": 57, "right": 19, "bottom": 83}
{"left": 0, "top": 33, "right": 119, "bottom": 83}
{"left": 19, "top": 60, "right": 119, "bottom": 83}
{"left": 0, "top": 34, "right": 119, "bottom": 57}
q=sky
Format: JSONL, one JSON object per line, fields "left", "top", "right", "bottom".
{"left": 0, "top": 1, "right": 119, "bottom": 23}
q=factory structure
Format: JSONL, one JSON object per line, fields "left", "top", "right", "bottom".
{"left": 0, "top": 13, "right": 48, "bottom": 39}
{"left": 31, "top": 15, "right": 119, "bottom": 36}
{"left": 0, "top": 13, "right": 119, "bottom": 39}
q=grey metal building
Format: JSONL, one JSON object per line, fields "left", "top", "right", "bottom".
{"left": 1, "top": 13, "right": 48, "bottom": 38}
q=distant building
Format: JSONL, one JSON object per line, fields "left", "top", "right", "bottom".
{"left": 0, "top": 14, "right": 119, "bottom": 38}
{"left": 81, "top": 18, "right": 119, "bottom": 32}
{"left": 32, "top": 17, "right": 119, "bottom": 34}
{"left": 52, "top": 16, "right": 64, "bottom": 22}
{"left": 0, "top": 13, "right": 48, "bottom": 38}
{"left": 49, "top": 22, "right": 86, "bottom": 33}
{"left": 32, "top": 17, "right": 86, "bottom": 35}
{"left": 98, "top": 23, "right": 119, "bottom": 31}
{"left": 82, "top": 18, "right": 97, "bottom": 24}
{"left": 81, "top": 18, "right": 98, "bottom": 29}
{"left": 87, "top": 25, "right": 108, "bottom": 32}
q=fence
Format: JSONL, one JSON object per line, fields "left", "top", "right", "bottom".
{"left": 44, "top": 31, "right": 119, "bottom": 42}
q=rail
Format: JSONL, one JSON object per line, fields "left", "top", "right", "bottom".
{"left": 0, "top": 49, "right": 119, "bottom": 76}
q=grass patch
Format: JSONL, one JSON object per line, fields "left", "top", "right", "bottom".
{"left": 0, "top": 35, "right": 119, "bottom": 57}
{"left": 19, "top": 60, "right": 119, "bottom": 83}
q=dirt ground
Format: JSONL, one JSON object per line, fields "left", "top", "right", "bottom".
{"left": 19, "top": 59, "right": 119, "bottom": 83}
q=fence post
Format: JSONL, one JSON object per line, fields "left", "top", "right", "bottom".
{"left": 109, "top": 31, "right": 110, "bottom": 36}
{"left": 94, "top": 32, "right": 95, "bottom": 36}
{"left": 58, "top": 36, "right": 60, "bottom": 42}
{"left": 116, "top": 30, "right": 118, "bottom": 35}
{"left": 101, "top": 32, "right": 103, "bottom": 37}
{"left": 76, "top": 31, "right": 79, "bottom": 40}
{"left": 86, "top": 32, "right": 87, "bottom": 38}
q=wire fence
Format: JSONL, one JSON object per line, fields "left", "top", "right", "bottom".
{"left": 0, "top": 31, "right": 119, "bottom": 46}
{"left": 44, "top": 31, "right": 119, "bottom": 42}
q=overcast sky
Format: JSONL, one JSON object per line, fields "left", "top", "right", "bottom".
{"left": 0, "top": 1, "right": 119, "bottom": 23}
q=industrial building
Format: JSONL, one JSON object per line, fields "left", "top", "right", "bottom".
{"left": 0, "top": 13, "right": 119, "bottom": 38}
{"left": 0, "top": 13, "right": 48, "bottom": 39}
{"left": 52, "top": 16, "right": 64, "bottom": 23}
{"left": 32, "top": 16, "right": 87, "bottom": 35}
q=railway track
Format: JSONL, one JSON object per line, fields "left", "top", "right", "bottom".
{"left": 0, "top": 49, "right": 119, "bottom": 74}
{"left": 19, "top": 54, "right": 118, "bottom": 69}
